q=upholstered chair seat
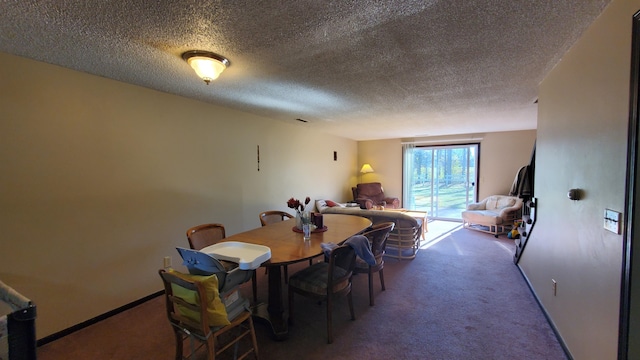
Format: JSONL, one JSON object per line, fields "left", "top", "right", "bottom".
{"left": 288, "top": 263, "right": 349, "bottom": 295}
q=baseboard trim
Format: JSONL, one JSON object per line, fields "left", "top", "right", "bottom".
{"left": 516, "top": 263, "right": 573, "bottom": 360}
{"left": 36, "top": 290, "right": 164, "bottom": 347}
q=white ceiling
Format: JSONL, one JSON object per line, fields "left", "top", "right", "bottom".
{"left": 0, "top": 1, "right": 610, "bottom": 141}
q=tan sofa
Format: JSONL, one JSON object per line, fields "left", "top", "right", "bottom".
{"left": 461, "top": 195, "right": 523, "bottom": 237}
{"left": 316, "top": 200, "right": 422, "bottom": 259}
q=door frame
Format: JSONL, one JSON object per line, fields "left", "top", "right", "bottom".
{"left": 619, "top": 9, "right": 640, "bottom": 360}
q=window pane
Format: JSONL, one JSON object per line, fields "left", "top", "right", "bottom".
{"left": 404, "top": 144, "right": 478, "bottom": 220}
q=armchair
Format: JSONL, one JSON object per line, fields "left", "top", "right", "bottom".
{"left": 352, "top": 182, "right": 400, "bottom": 209}
{"left": 461, "top": 195, "right": 523, "bottom": 237}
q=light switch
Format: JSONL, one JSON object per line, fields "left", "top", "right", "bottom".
{"left": 604, "top": 209, "right": 621, "bottom": 234}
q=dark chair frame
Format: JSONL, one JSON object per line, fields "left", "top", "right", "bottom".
{"left": 288, "top": 245, "right": 357, "bottom": 344}
{"left": 355, "top": 222, "right": 395, "bottom": 306}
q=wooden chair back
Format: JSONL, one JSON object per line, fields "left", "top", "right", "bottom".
{"left": 363, "top": 222, "right": 395, "bottom": 262}
{"left": 159, "top": 269, "right": 211, "bottom": 336}
{"left": 158, "top": 269, "right": 259, "bottom": 360}
{"left": 186, "top": 223, "right": 226, "bottom": 250}
{"left": 259, "top": 210, "right": 293, "bottom": 226}
{"left": 356, "top": 222, "right": 395, "bottom": 306}
{"left": 328, "top": 245, "right": 357, "bottom": 295}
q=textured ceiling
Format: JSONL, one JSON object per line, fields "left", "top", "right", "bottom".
{"left": 0, "top": 1, "right": 610, "bottom": 141}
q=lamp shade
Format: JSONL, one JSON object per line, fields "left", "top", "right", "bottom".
{"left": 182, "top": 50, "right": 230, "bottom": 84}
{"left": 360, "top": 163, "right": 375, "bottom": 174}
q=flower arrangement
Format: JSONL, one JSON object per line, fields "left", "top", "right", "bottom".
{"left": 287, "top": 196, "right": 311, "bottom": 229}
{"left": 287, "top": 196, "right": 311, "bottom": 216}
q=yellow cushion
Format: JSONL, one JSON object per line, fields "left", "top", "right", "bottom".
{"left": 168, "top": 269, "right": 230, "bottom": 327}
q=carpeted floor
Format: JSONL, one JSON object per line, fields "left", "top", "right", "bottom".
{"left": 37, "top": 221, "right": 567, "bottom": 360}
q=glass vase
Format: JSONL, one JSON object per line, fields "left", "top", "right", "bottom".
{"left": 296, "top": 212, "right": 303, "bottom": 230}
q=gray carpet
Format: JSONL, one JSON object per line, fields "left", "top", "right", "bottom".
{"left": 38, "top": 222, "right": 567, "bottom": 360}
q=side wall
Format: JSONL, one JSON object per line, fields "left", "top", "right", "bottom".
{"left": 518, "top": 0, "right": 636, "bottom": 358}
{"left": 357, "top": 130, "right": 536, "bottom": 205}
{"left": 0, "top": 52, "right": 357, "bottom": 338}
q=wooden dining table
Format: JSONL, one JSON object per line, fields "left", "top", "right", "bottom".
{"left": 221, "top": 214, "right": 372, "bottom": 340}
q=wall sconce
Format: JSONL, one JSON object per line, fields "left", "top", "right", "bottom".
{"left": 567, "top": 188, "right": 583, "bottom": 201}
{"left": 182, "top": 50, "right": 230, "bottom": 85}
{"left": 360, "top": 163, "right": 374, "bottom": 182}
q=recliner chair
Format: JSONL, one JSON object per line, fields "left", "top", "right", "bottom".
{"left": 352, "top": 182, "right": 400, "bottom": 209}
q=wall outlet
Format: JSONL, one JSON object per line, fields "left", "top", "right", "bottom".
{"left": 163, "top": 256, "right": 172, "bottom": 268}
{"left": 552, "top": 279, "right": 557, "bottom": 296}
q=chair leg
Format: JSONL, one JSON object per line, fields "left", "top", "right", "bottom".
{"left": 173, "top": 330, "right": 183, "bottom": 360}
{"left": 348, "top": 290, "right": 355, "bottom": 320}
{"left": 252, "top": 271, "right": 258, "bottom": 304}
{"left": 248, "top": 316, "right": 259, "bottom": 359}
{"left": 288, "top": 286, "right": 294, "bottom": 325}
{"left": 379, "top": 268, "right": 385, "bottom": 291}
{"left": 326, "top": 295, "right": 333, "bottom": 344}
{"left": 205, "top": 334, "right": 215, "bottom": 360}
{"left": 368, "top": 270, "right": 374, "bottom": 306}
{"left": 211, "top": 312, "right": 257, "bottom": 360}
{"left": 284, "top": 265, "right": 289, "bottom": 284}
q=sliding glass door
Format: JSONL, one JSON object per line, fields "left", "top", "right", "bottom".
{"left": 403, "top": 144, "right": 478, "bottom": 220}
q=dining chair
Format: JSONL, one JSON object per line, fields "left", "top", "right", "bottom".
{"left": 186, "top": 223, "right": 258, "bottom": 304}
{"left": 354, "top": 222, "right": 395, "bottom": 306}
{"left": 186, "top": 223, "right": 226, "bottom": 250}
{"left": 259, "top": 210, "right": 294, "bottom": 226}
{"left": 288, "top": 245, "right": 357, "bottom": 344}
{"left": 158, "top": 269, "right": 259, "bottom": 360}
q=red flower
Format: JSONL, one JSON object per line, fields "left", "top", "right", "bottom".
{"left": 287, "top": 196, "right": 310, "bottom": 212}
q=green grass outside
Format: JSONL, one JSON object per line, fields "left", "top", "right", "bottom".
{"left": 411, "top": 183, "right": 471, "bottom": 218}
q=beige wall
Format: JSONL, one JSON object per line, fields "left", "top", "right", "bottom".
{"left": 0, "top": 52, "right": 357, "bottom": 338}
{"left": 357, "top": 139, "right": 403, "bottom": 201}
{"left": 519, "top": 0, "right": 636, "bottom": 358}
{"left": 477, "top": 131, "right": 536, "bottom": 199}
{"left": 357, "top": 130, "right": 536, "bottom": 207}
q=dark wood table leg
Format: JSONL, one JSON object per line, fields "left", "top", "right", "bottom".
{"left": 251, "top": 264, "right": 289, "bottom": 340}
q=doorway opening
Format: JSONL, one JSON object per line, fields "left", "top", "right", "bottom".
{"left": 403, "top": 144, "right": 479, "bottom": 221}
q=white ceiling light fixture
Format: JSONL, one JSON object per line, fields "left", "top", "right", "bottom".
{"left": 182, "top": 50, "right": 230, "bottom": 85}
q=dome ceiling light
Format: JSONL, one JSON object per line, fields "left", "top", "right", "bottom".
{"left": 182, "top": 50, "right": 230, "bottom": 85}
